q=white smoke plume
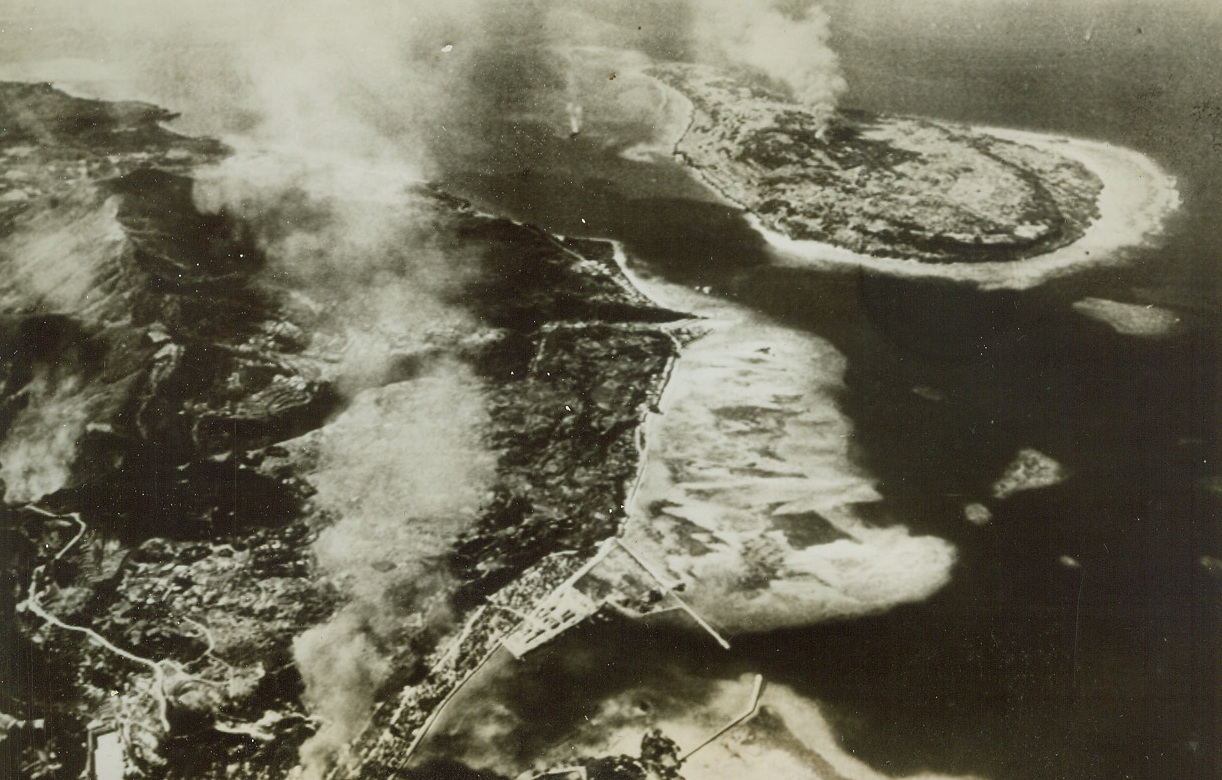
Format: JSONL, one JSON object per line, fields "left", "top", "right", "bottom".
{"left": 292, "top": 606, "right": 393, "bottom": 777}
{"left": 0, "top": 367, "right": 92, "bottom": 503}
{"left": 292, "top": 367, "right": 496, "bottom": 779}
{"left": 697, "top": 0, "right": 847, "bottom": 115}
{"left": 3, "top": 0, "right": 847, "bottom": 163}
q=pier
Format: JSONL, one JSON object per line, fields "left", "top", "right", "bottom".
{"left": 500, "top": 538, "right": 729, "bottom": 659}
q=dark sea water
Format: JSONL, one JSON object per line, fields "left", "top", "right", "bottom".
{"left": 438, "top": 5, "right": 1222, "bottom": 779}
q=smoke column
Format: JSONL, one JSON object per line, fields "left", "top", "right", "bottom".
{"left": 699, "top": 0, "right": 847, "bottom": 117}
{"left": 290, "top": 368, "right": 495, "bottom": 779}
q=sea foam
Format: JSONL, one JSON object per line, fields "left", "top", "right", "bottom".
{"left": 615, "top": 248, "right": 956, "bottom": 634}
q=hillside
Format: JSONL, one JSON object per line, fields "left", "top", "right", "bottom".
{"left": 0, "top": 81, "right": 686, "bottom": 780}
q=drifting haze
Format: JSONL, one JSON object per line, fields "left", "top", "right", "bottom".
{"left": 2, "top": 0, "right": 848, "bottom": 167}
{"left": 291, "top": 371, "right": 495, "bottom": 779}
{"left": 190, "top": 145, "right": 494, "bottom": 780}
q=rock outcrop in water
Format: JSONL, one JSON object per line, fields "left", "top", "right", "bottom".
{"left": 650, "top": 64, "right": 1104, "bottom": 264}
{"left": 0, "top": 82, "right": 687, "bottom": 779}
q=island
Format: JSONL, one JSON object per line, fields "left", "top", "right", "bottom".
{"left": 647, "top": 63, "right": 1107, "bottom": 264}
{"left": 643, "top": 61, "right": 1177, "bottom": 288}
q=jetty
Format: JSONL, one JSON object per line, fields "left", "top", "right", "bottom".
{"left": 500, "top": 538, "right": 729, "bottom": 658}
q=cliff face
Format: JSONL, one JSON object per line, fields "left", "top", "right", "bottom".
{"left": 650, "top": 64, "right": 1103, "bottom": 264}
{"left": 1, "top": 82, "right": 686, "bottom": 779}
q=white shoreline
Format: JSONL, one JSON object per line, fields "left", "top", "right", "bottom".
{"left": 757, "top": 131, "right": 1179, "bottom": 289}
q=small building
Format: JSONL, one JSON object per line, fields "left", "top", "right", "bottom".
{"left": 85, "top": 721, "right": 125, "bottom": 780}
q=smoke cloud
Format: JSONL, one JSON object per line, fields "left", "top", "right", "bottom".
{"left": 0, "top": 367, "right": 92, "bottom": 503}
{"left": 697, "top": 0, "right": 847, "bottom": 113}
{"left": 3, "top": 0, "right": 847, "bottom": 168}
{"left": 293, "top": 606, "right": 393, "bottom": 776}
{"left": 192, "top": 149, "right": 483, "bottom": 394}
{"left": 292, "top": 368, "right": 496, "bottom": 779}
